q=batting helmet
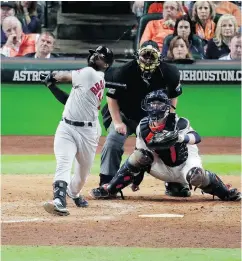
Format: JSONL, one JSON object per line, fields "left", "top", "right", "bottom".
{"left": 88, "top": 46, "right": 114, "bottom": 71}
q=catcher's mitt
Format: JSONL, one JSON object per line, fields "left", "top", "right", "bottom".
{"left": 40, "top": 72, "right": 57, "bottom": 87}
{"left": 147, "top": 130, "right": 179, "bottom": 150}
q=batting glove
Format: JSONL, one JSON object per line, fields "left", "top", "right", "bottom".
{"left": 40, "top": 72, "right": 57, "bottom": 87}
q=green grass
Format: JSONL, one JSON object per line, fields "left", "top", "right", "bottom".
{"left": 1, "top": 154, "right": 241, "bottom": 175}
{"left": 1, "top": 246, "right": 241, "bottom": 261}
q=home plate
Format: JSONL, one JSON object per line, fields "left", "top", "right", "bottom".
{"left": 139, "top": 213, "right": 184, "bottom": 218}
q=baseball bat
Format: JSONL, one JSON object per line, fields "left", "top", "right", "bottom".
{"left": 105, "top": 81, "right": 127, "bottom": 90}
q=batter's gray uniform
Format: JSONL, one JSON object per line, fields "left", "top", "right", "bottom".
{"left": 54, "top": 67, "right": 104, "bottom": 197}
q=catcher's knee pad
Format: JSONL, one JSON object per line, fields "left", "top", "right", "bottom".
{"left": 186, "top": 167, "right": 210, "bottom": 188}
{"left": 128, "top": 149, "right": 154, "bottom": 172}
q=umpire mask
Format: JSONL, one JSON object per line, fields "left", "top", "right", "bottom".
{"left": 137, "top": 41, "right": 160, "bottom": 82}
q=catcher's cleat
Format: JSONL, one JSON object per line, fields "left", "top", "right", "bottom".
{"left": 89, "top": 186, "right": 118, "bottom": 199}
{"left": 43, "top": 199, "right": 70, "bottom": 216}
{"left": 165, "top": 182, "right": 191, "bottom": 197}
{"left": 67, "top": 191, "right": 88, "bottom": 208}
{"left": 226, "top": 188, "right": 241, "bottom": 201}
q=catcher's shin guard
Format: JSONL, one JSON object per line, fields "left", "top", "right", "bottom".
{"left": 187, "top": 168, "right": 241, "bottom": 201}
{"left": 106, "top": 160, "right": 138, "bottom": 195}
{"left": 106, "top": 149, "right": 153, "bottom": 195}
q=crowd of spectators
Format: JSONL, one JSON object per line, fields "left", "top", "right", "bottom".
{"left": 1, "top": 1, "right": 241, "bottom": 61}
{"left": 132, "top": 1, "right": 241, "bottom": 62}
{"left": 0, "top": 1, "right": 56, "bottom": 58}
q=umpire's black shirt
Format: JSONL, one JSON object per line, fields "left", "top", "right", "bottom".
{"left": 105, "top": 60, "right": 182, "bottom": 123}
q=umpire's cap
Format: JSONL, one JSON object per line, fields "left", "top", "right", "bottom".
{"left": 89, "top": 46, "right": 114, "bottom": 66}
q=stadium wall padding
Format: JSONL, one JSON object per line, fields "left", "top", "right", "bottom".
{"left": 2, "top": 84, "right": 241, "bottom": 137}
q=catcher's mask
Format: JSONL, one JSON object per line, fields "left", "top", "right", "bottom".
{"left": 142, "top": 90, "right": 171, "bottom": 131}
{"left": 137, "top": 40, "right": 161, "bottom": 82}
{"left": 88, "top": 46, "right": 114, "bottom": 71}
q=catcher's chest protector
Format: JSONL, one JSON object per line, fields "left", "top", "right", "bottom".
{"left": 140, "top": 117, "right": 189, "bottom": 167}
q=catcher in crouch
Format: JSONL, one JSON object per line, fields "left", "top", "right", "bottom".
{"left": 97, "top": 90, "right": 241, "bottom": 201}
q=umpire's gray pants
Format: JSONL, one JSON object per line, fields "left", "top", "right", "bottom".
{"left": 100, "top": 121, "right": 137, "bottom": 176}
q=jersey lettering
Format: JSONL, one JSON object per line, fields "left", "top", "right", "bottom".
{"left": 90, "top": 80, "right": 105, "bottom": 101}
{"left": 90, "top": 80, "right": 104, "bottom": 95}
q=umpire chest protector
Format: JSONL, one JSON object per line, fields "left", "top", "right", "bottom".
{"left": 140, "top": 117, "right": 189, "bottom": 167}
{"left": 105, "top": 60, "right": 182, "bottom": 123}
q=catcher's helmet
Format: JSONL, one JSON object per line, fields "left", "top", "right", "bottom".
{"left": 88, "top": 46, "right": 114, "bottom": 71}
{"left": 137, "top": 40, "right": 161, "bottom": 82}
{"left": 142, "top": 90, "right": 171, "bottom": 124}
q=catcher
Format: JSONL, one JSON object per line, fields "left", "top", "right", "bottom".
{"left": 96, "top": 90, "right": 241, "bottom": 201}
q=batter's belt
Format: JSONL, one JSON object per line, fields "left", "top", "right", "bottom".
{"left": 62, "top": 118, "right": 94, "bottom": 127}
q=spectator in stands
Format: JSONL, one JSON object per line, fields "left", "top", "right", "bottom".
{"left": 219, "top": 33, "right": 241, "bottom": 61}
{"left": 131, "top": 1, "right": 144, "bottom": 21}
{"left": 1, "top": 1, "right": 31, "bottom": 46}
{"left": 162, "top": 15, "right": 204, "bottom": 59}
{"left": 166, "top": 35, "right": 192, "bottom": 60}
{"left": 148, "top": 1, "right": 188, "bottom": 17}
{"left": 191, "top": 1, "right": 216, "bottom": 44}
{"left": 25, "top": 32, "right": 58, "bottom": 58}
{"left": 214, "top": 1, "right": 241, "bottom": 27}
{"left": 206, "top": 14, "right": 238, "bottom": 59}
{"left": 16, "top": 1, "right": 41, "bottom": 33}
{"left": 1, "top": 1, "right": 16, "bottom": 46}
{"left": 130, "top": 1, "right": 144, "bottom": 39}
{"left": 140, "top": 1, "right": 180, "bottom": 50}
{"left": 37, "top": 1, "right": 45, "bottom": 26}
{"left": 0, "top": 16, "right": 39, "bottom": 57}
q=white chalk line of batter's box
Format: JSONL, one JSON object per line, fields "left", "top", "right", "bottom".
{"left": 139, "top": 213, "right": 184, "bottom": 218}
{"left": 1, "top": 218, "right": 48, "bottom": 223}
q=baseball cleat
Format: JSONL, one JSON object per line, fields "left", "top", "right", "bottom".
{"left": 67, "top": 191, "right": 88, "bottom": 208}
{"left": 43, "top": 200, "right": 70, "bottom": 216}
{"left": 226, "top": 189, "right": 241, "bottom": 201}
{"left": 165, "top": 182, "right": 191, "bottom": 197}
{"left": 89, "top": 186, "right": 117, "bottom": 199}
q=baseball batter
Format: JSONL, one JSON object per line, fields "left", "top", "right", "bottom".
{"left": 41, "top": 46, "right": 114, "bottom": 216}
{"left": 97, "top": 90, "right": 241, "bottom": 202}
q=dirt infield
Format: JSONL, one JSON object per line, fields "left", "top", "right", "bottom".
{"left": 1, "top": 136, "right": 241, "bottom": 154}
{"left": 1, "top": 136, "right": 241, "bottom": 248}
